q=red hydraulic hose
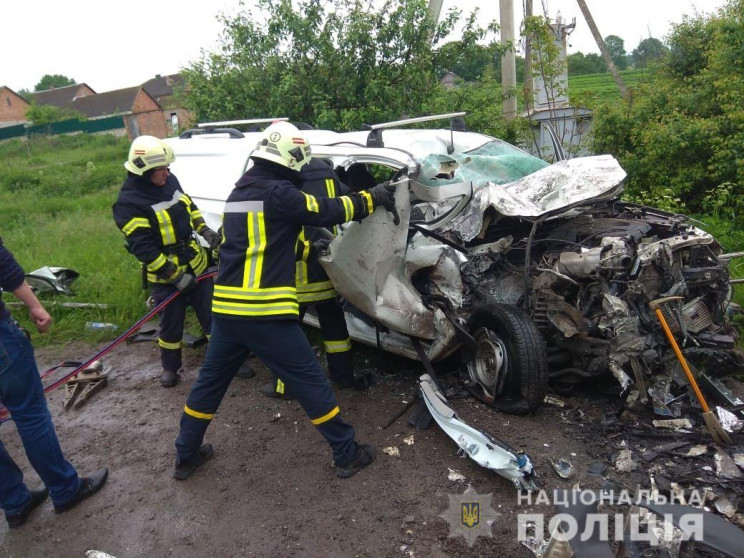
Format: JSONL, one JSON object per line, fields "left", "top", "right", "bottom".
{"left": 0, "top": 271, "right": 217, "bottom": 423}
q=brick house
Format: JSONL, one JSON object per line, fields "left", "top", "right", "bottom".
{"left": 142, "top": 73, "right": 193, "bottom": 137}
{"left": 0, "top": 86, "right": 31, "bottom": 127}
{"left": 26, "top": 83, "right": 96, "bottom": 108}
{"left": 71, "top": 86, "right": 168, "bottom": 139}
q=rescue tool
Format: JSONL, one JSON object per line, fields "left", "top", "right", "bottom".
{"left": 650, "top": 296, "right": 732, "bottom": 446}
{"left": 0, "top": 271, "right": 217, "bottom": 423}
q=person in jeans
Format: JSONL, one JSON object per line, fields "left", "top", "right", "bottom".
{"left": 0, "top": 238, "right": 107, "bottom": 528}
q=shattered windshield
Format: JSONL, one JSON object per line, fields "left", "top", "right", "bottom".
{"left": 417, "top": 141, "right": 550, "bottom": 187}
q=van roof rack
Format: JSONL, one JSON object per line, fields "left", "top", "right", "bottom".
{"left": 178, "top": 127, "right": 244, "bottom": 139}
{"left": 363, "top": 112, "right": 467, "bottom": 147}
{"left": 196, "top": 117, "right": 289, "bottom": 128}
{"left": 178, "top": 118, "right": 291, "bottom": 139}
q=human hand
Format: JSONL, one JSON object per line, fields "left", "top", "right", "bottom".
{"left": 29, "top": 306, "right": 52, "bottom": 333}
{"left": 367, "top": 181, "right": 400, "bottom": 225}
{"left": 309, "top": 238, "right": 332, "bottom": 261}
{"left": 201, "top": 228, "right": 221, "bottom": 250}
{"left": 173, "top": 273, "right": 198, "bottom": 294}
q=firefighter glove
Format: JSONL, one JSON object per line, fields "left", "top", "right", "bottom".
{"left": 200, "top": 228, "right": 221, "bottom": 250}
{"left": 156, "top": 260, "right": 179, "bottom": 282}
{"left": 309, "top": 238, "right": 332, "bottom": 261}
{"left": 173, "top": 273, "right": 198, "bottom": 294}
{"left": 368, "top": 181, "right": 400, "bottom": 225}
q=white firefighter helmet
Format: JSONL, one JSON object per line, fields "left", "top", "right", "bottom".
{"left": 251, "top": 121, "right": 312, "bottom": 170}
{"left": 124, "top": 135, "right": 168, "bottom": 175}
{"left": 161, "top": 140, "right": 176, "bottom": 165}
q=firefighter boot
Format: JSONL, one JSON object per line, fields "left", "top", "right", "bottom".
{"left": 160, "top": 369, "right": 179, "bottom": 388}
{"left": 336, "top": 443, "right": 377, "bottom": 478}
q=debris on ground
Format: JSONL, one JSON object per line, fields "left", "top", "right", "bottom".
{"left": 715, "top": 451, "right": 743, "bottom": 480}
{"left": 549, "top": 458, "right": 573, "bottom": 479}
{"left": 383, "top": 446, "right": 400, "bottom": 457}
{"left": 652, "top": 418, "right": 693, "bottom": 432}
{"left": 615, "top": 448, "right": 637, "bottom": 473}
{"left": 447, "top": 468, "right": 466, "bottom": 483}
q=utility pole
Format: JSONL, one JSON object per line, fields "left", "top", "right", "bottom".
{"left": 523, "top": 0, "right": 533, "bottom": 113}
{"left": 575, "top": 0, "right": 629, "bottom": 100}
{"left": 500, "top": 0, "right": 517, "bottom": 120}
{"left": 427, "top": 0, "right": 444, "bottom": 34}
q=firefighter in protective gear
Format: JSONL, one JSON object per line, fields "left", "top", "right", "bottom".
{"left": 262, "top": 158, "right": 357, "bottom": 398}
{"left": 174, "top": 121, "right": 397, "bottom": 480}
{"left": 113, "top": 136, "right": 219, "bottom": 388}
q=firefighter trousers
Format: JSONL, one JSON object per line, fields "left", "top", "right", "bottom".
{"left": 150, "top": 277, "right": 213, "bottom": 373}
{"left": 269, "top": 299, "right": 353, "bottom": 394}
{"left": 175, "top": 316, "right": 357, "bottom": 467}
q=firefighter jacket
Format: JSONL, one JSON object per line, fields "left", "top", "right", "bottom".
{"left": 112, "top": 173, "right": 209, "bottom": 284}
{"left": 213, "top": 161, "right": 375, "bottom": 320}
{"left": 295, "top": 159, "right": 350, "bottom": 304}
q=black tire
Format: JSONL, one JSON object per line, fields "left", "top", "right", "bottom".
{"left": 465, "top": 302, "right": 548, "bottom": 415}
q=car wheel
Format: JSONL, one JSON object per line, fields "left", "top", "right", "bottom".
{"left": 464, "top": 302, "right": 548, "bottom": 414}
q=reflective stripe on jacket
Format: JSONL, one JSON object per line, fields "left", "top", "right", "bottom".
{"left": 295, "top": 159, "right": 350, "bottom": 304}
{"left": 112, "top": 173, "right": 208, "bottom": 283}
{"left": 213, "top": 161, "right": 374, "bottom": 319}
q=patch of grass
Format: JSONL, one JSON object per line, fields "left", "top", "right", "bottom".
{"left": 1, "top": 134, "right": 146, "bottom": 347}
{"left": 568, "top": 68, "right": 656, "bottom": 108}
{"left": 693, "top": 214, "right": 744, "bottom": 309}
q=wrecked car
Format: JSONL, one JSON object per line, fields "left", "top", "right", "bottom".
{"left": 165, "top": 114, "right": 741, "bottom": 416}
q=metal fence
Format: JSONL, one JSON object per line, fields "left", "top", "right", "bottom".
{"left": 0, "top": 116, "right": 125, "bottom": 141}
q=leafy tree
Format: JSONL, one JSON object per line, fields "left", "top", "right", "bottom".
{"left": 665, "top": 15, "right": 713, "bottom": 78}
{"left": 604, "top": 35, "right": 628, "bottom": 69}
{"left": 34, "top": 74, "right": 76, "bottom": 92}
{"left": 435, "top": 10, "right": 502, "bottom": 82}
{"left": 631, "top": 37, "right": 669, "bottom": 68}
{"left": 567, "top": 52, "right": 607, "bottom": 75}
{"left": 183, "top": 0, "right": 510, "bottom": 135}
{"left": 25, "top": 103, "right": 83, "bottom": 125}
{"left": 592, "top": 0, "right": 744, "bottom": 215}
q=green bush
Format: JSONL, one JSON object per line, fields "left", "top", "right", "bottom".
{"left": 591, "top": 0, "right": 744, "bottom": 224}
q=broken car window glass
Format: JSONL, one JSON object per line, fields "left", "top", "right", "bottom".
{"left": 417, "top": 141, "right": 549, "bottom": 188}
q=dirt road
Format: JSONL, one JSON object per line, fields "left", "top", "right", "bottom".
{"left": 1, "top": 339, "right": 742, "bottom": 557}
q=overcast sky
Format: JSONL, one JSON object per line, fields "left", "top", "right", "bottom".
{"left": 2, "top": 0, "right": 726, "bottom": 94}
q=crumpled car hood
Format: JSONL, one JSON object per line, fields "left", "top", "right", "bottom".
{"left": 446, "top": 155, "right": 627, "bottom": 241}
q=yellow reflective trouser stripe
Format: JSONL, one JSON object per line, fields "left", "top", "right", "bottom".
{"left": 303, "top": 193, "right": 320, "bottom": 213}
{"left": 325, "top": 178, "right": 336, "bottom": 198}
{"left": 276, "top": 379, "right": 285, "bottom": 394}
{"left": 311, "top": 406, "right": 339, "bottom": 425}
{"left": 156, "top": 210, "right": 176, "bottom": 245}
{"left": 122, "top": 217, "right": 150, "bottom": 236}
{"left": 325, "top": 338, "right": 352, "bottom": 353}
{"left": 147, "top": 253, "right": 167, "bottom": 271}
{"left": 184, "top": 405, "right": 214, "bottom": 420}
{"left": 360, "top": 191, "right": 373, "bottom": 214}
{"left": 158, "top": 338, "right": 182, "bottom": 350}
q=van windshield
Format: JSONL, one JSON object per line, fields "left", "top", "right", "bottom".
{"left": 417, "top": 141, "right": 549, "bottom": 187}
